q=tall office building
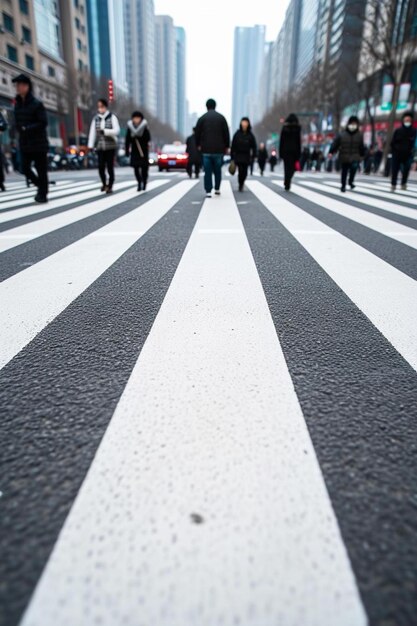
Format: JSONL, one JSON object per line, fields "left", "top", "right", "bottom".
{"left": 124, "top": 0, "right": 157, "bottom": 116}
{"left": 155, "top": 15, "right": 177, "bottom": 130}
{"left": 0, "top": 0, "right": 68, "bottom": 146}
{"left": 86, "top": 0, "right": 127, "bottom": 96}
{"left": 175, "top": 26, "right": 186, "bottom": 137}
{"left": 294, "top": 0, "right": 319, "bottom": 83}
{"left": 59, "top": 0, "right": 91, "bottom": 142}
{"left": 232, "top": 25, "right": 266, "bottom": 130}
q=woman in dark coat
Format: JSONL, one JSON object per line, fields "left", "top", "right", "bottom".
{"left": 257, "top": 142, "right": 268, "bottom": 176}
{"left": 279, "top": 113, "right": 301, "bottom": 191}
{"left": 125, "top": 111, "right": 151, "bottom": 191}
{"left": 329, "top": 115, "right": 365, "bottom": 192}
{"left": 231, "top": 117, "right": 257, "bottom": 191}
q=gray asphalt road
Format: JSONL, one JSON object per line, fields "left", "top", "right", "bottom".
{"left": 1, "top": 166, "right": 416, "bottom": 626}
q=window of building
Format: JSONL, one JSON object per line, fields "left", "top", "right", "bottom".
{"left": 77, "top": 38, "right": 82, "bottom": 50}
{"left": 7, "top": 45, "right": 18, "bottom": 63}
{"left": 20, "top": 0, "right": 29, "bottom": 15}
{"left": 25, "top": 54, "right": 34, "bottom": 70}
{"left": 3, "top": 12, "right": 14, "bottom": 33}
{"left": 74, "top": 0, "right": 79, "bottom": 7}
{"left": 75, "top": 17, "right": 80, "bottom": 30}
{"left": 48, "top": 65, "right": 56, "bottom": 77}
{"left": 22, "top": 26, "right": 32, "bottom": 43}
{"left": 78, "top": 59, "right": 83, "bottom": 71}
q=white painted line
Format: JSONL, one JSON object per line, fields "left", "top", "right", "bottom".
{"left": 0, "top": 181, "right": 136, "bottom": 225}
{"left": 21, "top": 181, "right": 367, "bottom": 626}
{"left": 0, "top": 180, "right": 84, "bottom": 204}
{"left": 248, "top": 180, "right": 417, "bottom": 372}
{"left": 285, "top": 182, "right": 417, "bottom": 250}
{"left": 0, "top": 180, "right": 168, "bottom": 252}
{"left": 329, "top": 181, "right": 417, "bottom": 206}
{"left": 0, "top": 180, "right": 101, "bottom": 209}
{"left": 0, "top": 180, "right": 197, "bottom": 370}
{"left": 343, "top": 180, "right": 417, "bottom": 200}
{"left": 296, "top": 180, "right": 417, "bottom": 221}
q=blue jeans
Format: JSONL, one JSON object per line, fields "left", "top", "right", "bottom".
{"left": 203, "top": 154, "right": 223, "bottom": 193}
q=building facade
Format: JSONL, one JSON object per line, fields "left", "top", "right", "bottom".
{"left": 155, "top": 15, "right": 177, "bottom": 130}
{"left": 232, "top": 25, "right": 266, "bottom": 131}
{"left": 175, "top": 26, "right": 186, "bottom": 137}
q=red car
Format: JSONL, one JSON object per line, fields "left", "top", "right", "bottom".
{"left": 158, "top": 143, "right": 189, "bottom": 171}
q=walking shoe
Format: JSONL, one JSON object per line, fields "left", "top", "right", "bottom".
{"left": 215, "top": 190, "right": 221, "bottom": 196}
{"left": 349, "top": 183, "right": 356, "bottom": 189}
{"left": 106, "top": 186, "right": 113, "bottom": 194}
{"left": 142, "top": 183, "right": 147, "bottom": 191}
{"left": 341, "top": 186, "right": 346, "bottom": 192}
{"left": 137, "top": 184, "right": 142, "bottom": 192}
{"left": 238, "top": 185, "right": 244, "bottom": 192}
{"left": 34, "top": 193, "right": 48, "bottom": 203}
{"left": 101, "top": 185, "right": 106, "bottom": 192}
{"left": 0, "top": 183, "right": 5, "bottom": 192}
{"left": 206, "top": 193, "right": 212, "bottom": 198}
{"left": 391, "top": 185, "right": 396, "bottom": 192}
{"left": 401, "top": 184, "right": 407, "bottom": 191}
{"left": 284, "top": 185, "right": 290, "bottom": 191}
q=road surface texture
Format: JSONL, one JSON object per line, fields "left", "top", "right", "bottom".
{"left": 0, "top": 166, "right": 416, "bottom": 626}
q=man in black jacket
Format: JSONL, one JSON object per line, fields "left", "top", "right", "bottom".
{"left": 13, "top": 74, "right": 49, "bottom": 203}
{"left": 391, "top": 111, "right": 416, "bottom": 192}
{"left": 195, "top": 99, "right": 230, "bottom": 197}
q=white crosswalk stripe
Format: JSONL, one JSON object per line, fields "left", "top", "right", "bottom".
{"left": 20, "top": 181, "right": 367, "bottom": 626}
{"left": 0, "top": 180, "right": 167, "bottom": 253}
{"left": 322, "top": 180, "right": 417, "bottom": 206}
{"left": 0, "top": 175, "right": 415, "bottom": 626}
{"left": 0, "top": 180, "right": 76, "bottom": 204}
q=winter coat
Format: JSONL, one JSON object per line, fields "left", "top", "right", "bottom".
{"left": 186, "top": 134, "right": 200, "bottom": 164}
{"left": 330, "top": 129, "right": 365, "bottom": 164}
{"left": 391, "top": 125, "right": 416, "bottom": 158}
{"left": 231, "top": 129, "right": 257, "bottom": 165}
{"left": 195, "top": 110, "right": 230, "bottom": 154}
{"left": 88, "top": 111, "right": 120, "bottom": 151}
{"left": 258, "top": 147, "right": 268, "bottom": 166}
{"left": 14, "top": 92, "right": 48, "bottom": 153}
{"left": 279, "top": 122, "right": 301, "bottom": 161}
{"left": 125, "top": 120, "right": 151, "bottom": 167}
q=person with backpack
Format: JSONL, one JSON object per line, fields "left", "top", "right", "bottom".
{"left": 329, "top": 116, "right": 365, "bottom": 192}
{"left": 88, "top": 98, "right": 120, "bottom": 193}
{"left": 125, "top": 111, "right": 151, "bottom": 191}
{"left": 195, "top": 98, "right": 230, "bottom": 198}
{"left": 12, "top": 74, "right": 49, "bottom": 202}
{"left": 231, "top": 117, "right": 257, "bottom": 192}
{"left": 279, "top": 113, "right": 302, "bottom": 191}
{"left": 390, "top": 111, "right": 416, "bottom": 192}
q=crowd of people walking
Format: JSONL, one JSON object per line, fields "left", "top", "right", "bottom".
{"left": 0, "top": 72, "right": 416, "bottom": 202}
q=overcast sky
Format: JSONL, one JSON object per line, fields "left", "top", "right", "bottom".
{"left": 154, "top": 0, "right": 290, "bottom": 126}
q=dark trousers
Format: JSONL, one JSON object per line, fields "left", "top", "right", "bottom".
{"left": 0, "top": 149, "right": 4, "bottom": 187}
{"left": 238, "top": 163, "right": 248, "bottom": 188}
{"left": 98, "top": 149, "right": 116, "bottom": 187}
{"left": 341, "top": 161, "right": 358, "bottom": 189}
{"left": 134, "top": 165, "right": 149, "bottom": 188}
{"left": 283, "top": 157, "right": 296, "bottom": 189}
{"left": 391, "top": 154, "right": 412, "bottom": 187}
{"left": 187, "top": 161, "right": 200, "bottom": 178}
{"left": 203, "top": 154, "right": 223, "bottom": 193}
{"left": 21, "top": 151, "right": 48, "bottom": 197}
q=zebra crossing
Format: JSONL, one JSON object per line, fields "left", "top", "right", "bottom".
{"left": 0, "top": 172, "right": 416, "bottom": 626}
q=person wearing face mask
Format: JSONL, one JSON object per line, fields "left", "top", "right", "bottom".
{"left": 231, "top": 117, "right": 257, "bottom": 192}
{"left": 88, "top": 98, "right": 120, "bottom": 193}
{"left": 125, "top": 111, "right": 151, "bottom": 191}
{"left": 329, "top": 116, "right": 365, "bottom": 192}
{"left": 390, "top": 111, "right": 416, "bottom": 192}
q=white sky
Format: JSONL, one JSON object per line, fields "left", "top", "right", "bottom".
{"left": 154, "top": 0, "right": 290, "bottom": 125}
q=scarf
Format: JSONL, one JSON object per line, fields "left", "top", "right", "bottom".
{"left": 128, "top": 119, "right": 148, "bottom": 138}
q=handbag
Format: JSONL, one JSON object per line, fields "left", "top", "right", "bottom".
{"left": 295, "top": 160, "right": 301, "bottom": 172}
{"left": 228, "top": 160, "right": 236, "bottom": 175}
{"left": 134, "top": 136, "right": 145, "bottom": 159}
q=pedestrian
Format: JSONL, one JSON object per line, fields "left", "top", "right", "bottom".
{"left": 257, "top": 142, "right": 268, "bottom": 176}
{"left": 300, "top": 147, "right": 310, "bottom": 171}
{"left": 231, "top": 117, "right": 257, "bottom": 192}
{"left": 195, "top": 98, "right": 230, "bottom": 198}
{"left": 329, "top": 116, "right": 365, "bottom": 192}
{"left": 0, "top": 109, "right": 7, "bottom": 192}
{"left": 390, "top": 111, "right": 416, "bottom": 192}
{"left": 125, "top": 111, "right": 151, "bottom": 192}
{"left": 316, "top": 149, "right": 325, "bottom": 172}
{"left": 88, "top": 98, "right": 120, "bottom": 194}
{"left": 279, "top": 113, "right": 302, "bottom": 191}
{"left": 185, "top": 127, "right": 201, "bottom": 179}
{"left": 269, "top": 150, "right": 278, "bottom": 172}
{"left": 12, "top": 74, "right": 49, "bottom": 203}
